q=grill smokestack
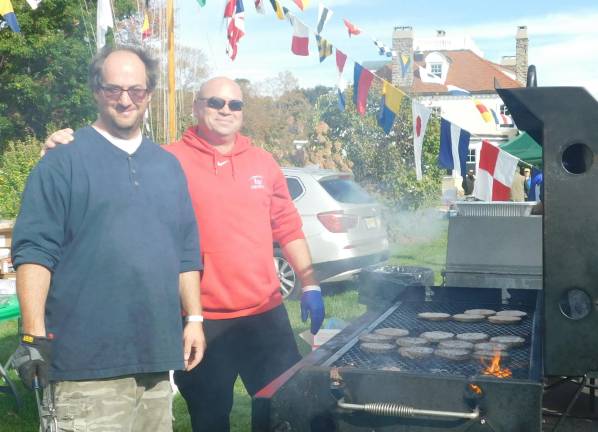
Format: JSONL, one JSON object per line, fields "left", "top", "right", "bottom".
{"left": 516, "top": 26, "right": 528, "bottom": 85}
{"left": 392, "top": 26, "right": 413, "bottom": 90}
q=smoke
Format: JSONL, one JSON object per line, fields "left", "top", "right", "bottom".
{"left": 385, "top": 207, "right": 448, "bottom": 246}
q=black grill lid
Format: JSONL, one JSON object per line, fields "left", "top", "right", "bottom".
{"left": 497, "top": 87, "right": 598, "bottom": 376}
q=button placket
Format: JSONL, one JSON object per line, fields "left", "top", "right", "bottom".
{"left": 127, "top": 155, "right": 139, "bottom": 187}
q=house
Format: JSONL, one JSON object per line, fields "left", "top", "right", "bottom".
{"left": 364, "top": 26, "right": 528, "bottom": 176}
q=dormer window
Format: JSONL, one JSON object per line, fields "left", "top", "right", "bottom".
{"left": 430, "top": 63, "right": 442, "bottom": 77}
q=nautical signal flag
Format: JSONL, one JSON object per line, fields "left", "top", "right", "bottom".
{"left": 26, "top": 0, "right": 41, "bottom": 9}
{"left": 254, "top": 0, "right": 266, "bottom": 14}
{"left": 378, "top": 81, "right": 404, "bottom": 134}
{"left": 97, "top": 0, "right": 114, "bottom": 49}
{"left": 399, "top": 54, "right": 411, "bottom": 78}
{"left": 336, "top": 49, "right": 348, "bottom": 111}
{"left": 412, "top": 102, "right": 431, "bottom": 180}
{"left": 373, "top": 39, "right": 393, "bottom": 57}
{"left": 473, "top": 98, "right": 492, "bottom": 123}
{"left": 289, "top": 15, "right": 309, "bottom": 56}
{"left": 269, "top": 0, "right": 285, "bottom": 19}
{"left": 316, "top": 3, "right": 332, "bottom": 34}
{"left": 292, "top": 0, "right": 309, "bottom": 10}
{"left": 438, "top": 118, "right": 471, "bottom": 178}
{"left": 0, "top": 0, "right": 19, "bottom": 32}
{"left": 142, "top": 12, "right": 151, "bottom": 40}
{"left": 195, "top": 0, "right": 206, "bottom": 6}
{"left": 224, "top": 0, "right": 245, "bottom": 60}
{"left": 343, "top": 19, "right": 361, "bottom": 37}
{"left": 490, "top": 108, "right": 515, "bottom": 127}
{"left": 353, "top": 63, "right": 374, "bottom": 116}
{"left": 474, "top": 140, "right": 519, "bottom": 201}
{"left": 316, "top": 35, "right": 332, "bottom": 63}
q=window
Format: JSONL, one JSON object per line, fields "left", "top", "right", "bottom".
{"left": 500, "top": 104, "right": 510, "bottom": 115}
{"left": 467, "top": 148, "right": 476, "bottom": 163}
{"left": 319, "top": 178, "right": 374, "bottom": 204}
{"left": 285, "top": 177, "right": 304, "bottom": 200}
{"left": 430, "top": 63, "right": 442, "bottom": 77}
{"left": 431, "top": 106, "right": 442, "bottom": 116}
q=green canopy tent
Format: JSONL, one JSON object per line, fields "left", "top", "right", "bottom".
{"left": 499, "top": 132, "right": 543, "bottom": 167}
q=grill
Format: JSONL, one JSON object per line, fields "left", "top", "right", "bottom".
{"left": 253, "top": 286, "right": 543, "bottom": 432}
{"left": 328, "top": 298, "right": 535, "bottom": 379}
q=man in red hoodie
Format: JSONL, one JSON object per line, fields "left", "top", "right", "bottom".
{"left": 45, "top": 76, "right": 325, "bottom": 432}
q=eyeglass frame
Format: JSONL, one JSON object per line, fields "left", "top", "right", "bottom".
{"left": 98, "top": 85, "right": 150, "bottom": 103}
{"left": 197, "top": 96, "right": 244, "bottom": 112}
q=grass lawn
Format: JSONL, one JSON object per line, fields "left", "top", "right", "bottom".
{"left": 0, "top": 215, "right": 448, "bottom": 431}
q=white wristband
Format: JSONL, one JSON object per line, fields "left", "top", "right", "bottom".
{"left": 302, "top": 285, "right": 321, "bottom": 293}
{"left": 185, "top": 315, "right": 204, "bottom": 323}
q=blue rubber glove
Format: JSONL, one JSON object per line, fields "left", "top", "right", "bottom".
{"left": 300, "top": 288, "right": 325, "bottom": 335}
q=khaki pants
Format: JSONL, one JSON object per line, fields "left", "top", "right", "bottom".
{"left": 49, "top": 373, "right": 172, "bottom": 432}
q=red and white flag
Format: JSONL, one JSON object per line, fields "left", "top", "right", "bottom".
{"left": 474, "top": 140, "right": 519, "bottom": 201}
{"left": 412, "top": 101, "right": 431, "bottom": 180}
{"left": 254, "top": 0, "right": 266, "bottom": 14}
{"left": 289, "top": 15, "right": 309, "bottom": 56}
{"left": 224, "top": 0, "right": 245, "bottom": 60}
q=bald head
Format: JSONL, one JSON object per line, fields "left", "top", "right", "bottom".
{"left": 193, "top": 77, "right": 244, "bottom": 148}
{"left": 197, "top": 77, "right": 242, "bottom": 100}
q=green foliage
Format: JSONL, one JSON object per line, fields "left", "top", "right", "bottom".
{"left": 313, "top": 85, "right": 443, "bottom": 212}
{"left": 0, "top": 137, "right": 41, "bottom": 219}
{"left": 0, "top": 0, "right": 136, "bottom": 152}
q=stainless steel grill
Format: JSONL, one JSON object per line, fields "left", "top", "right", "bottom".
{"left": 328, "top": 300, "right": 534, "bottom": 379}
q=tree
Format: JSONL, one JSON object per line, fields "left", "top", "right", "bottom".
{"left": 0, "top": 0, "right": 136, "bottom": 153}
{"left": 240, "top": 74, "right": 311, "bottom": 164}
{"left": 312, "top": 83, "right": 443, "bottom": 211}
{"left": 0, "top": 137, "right": 41, "bottom": 218}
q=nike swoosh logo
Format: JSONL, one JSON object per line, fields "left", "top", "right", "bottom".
{"left": 216, "top": 161, "right": 228, "bottom": 167}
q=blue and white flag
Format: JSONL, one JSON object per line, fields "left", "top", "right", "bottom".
{"left": 438, "top": 118, "right": 471, "bottom": 177}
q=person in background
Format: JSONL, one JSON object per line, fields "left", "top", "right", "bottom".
{"left": 510, "top": 167, "right": 526, "bottom": 202}
{"left": 523, "top": 167, "right": 531, "bottom": 200}
{"left": 462, "top": 169, "right": 475, "bottom": 196}
{"left": 12, "top": 46, "right": 205, "bottom": 431}
{"left": 44, "top": 76, "right": 325, "bottom": 432}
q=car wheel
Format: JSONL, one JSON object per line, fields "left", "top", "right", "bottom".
{"left": 274, "top": 249, "right": 301, "bottom": 300}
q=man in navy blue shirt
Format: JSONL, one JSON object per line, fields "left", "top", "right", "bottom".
{"left": 11, "top": 46, "right": 206, "bottom": 431}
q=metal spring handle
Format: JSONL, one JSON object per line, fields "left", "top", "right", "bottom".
{"left": 338, "top": 398, "right": 480, "bottom": 420}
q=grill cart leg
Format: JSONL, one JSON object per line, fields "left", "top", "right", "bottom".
{"left": 552, "top": 372, "right": 598, "bottom": 432}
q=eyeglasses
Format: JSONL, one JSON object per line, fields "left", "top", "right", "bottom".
{"left": 198, "top": 97, "right": 244, "bottom": 112}
{"left": 99, "top": 85, "right": 149, "bottom": 103}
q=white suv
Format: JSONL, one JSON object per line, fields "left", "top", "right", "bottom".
{"left": 275, "top": 167, "right": 389, "bottom": 298}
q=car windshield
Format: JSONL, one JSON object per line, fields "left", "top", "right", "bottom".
{"left": 319, "top": 177, "right": 375, "bottom": 204}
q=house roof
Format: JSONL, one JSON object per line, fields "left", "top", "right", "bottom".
{"left": 376, "top": 49, "right": 523, "bottom": 95}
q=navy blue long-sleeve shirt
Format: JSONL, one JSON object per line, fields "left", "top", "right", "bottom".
{"left": 12, "top": 126, "right": 202, "bottom": 381}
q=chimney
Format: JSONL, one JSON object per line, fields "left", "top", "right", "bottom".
{"left": 516, "top": 26, "right": 528, "bottom": 85}
{"left": 392, "top": 26, "right": 414, "bottom": 90}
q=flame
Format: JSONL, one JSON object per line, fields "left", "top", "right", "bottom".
{"left": 468, "top": 383, "right": 483, "bottom": 395}
{"left": 481, "top": 351, "right": 512, "bottom": 378}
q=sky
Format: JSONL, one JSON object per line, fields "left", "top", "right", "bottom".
{"left": 173, "top": 0, "right": 598, "bottom": 97}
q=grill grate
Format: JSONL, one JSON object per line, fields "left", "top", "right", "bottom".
{"left": 329, "top": 300, "right": 535, "bottom": 380}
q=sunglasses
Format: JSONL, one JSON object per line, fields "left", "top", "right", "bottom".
{"left": 198, "top": 97, "right": 244, "bottom": 112}
{"left": 99, "top": 85, "right": 149, "bottom": 103}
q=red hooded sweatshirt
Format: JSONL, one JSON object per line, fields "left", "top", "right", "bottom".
{"left": 167, "top": 127, "right": 305, "bottom": 319}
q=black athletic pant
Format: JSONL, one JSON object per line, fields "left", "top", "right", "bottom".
{"left": 174, "top": 304, "right": 301, "bottom": 432}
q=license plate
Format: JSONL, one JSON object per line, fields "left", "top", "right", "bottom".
{"left": 364, "top": 217, "right": 378, "bottom": 229}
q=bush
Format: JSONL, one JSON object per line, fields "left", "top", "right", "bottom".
{"left": 0, "top": 137, "right": 41, "bottom": 218}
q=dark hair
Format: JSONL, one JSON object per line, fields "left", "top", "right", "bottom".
{"left": 88, "top": 45, "right": 159, "bottom": 92}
